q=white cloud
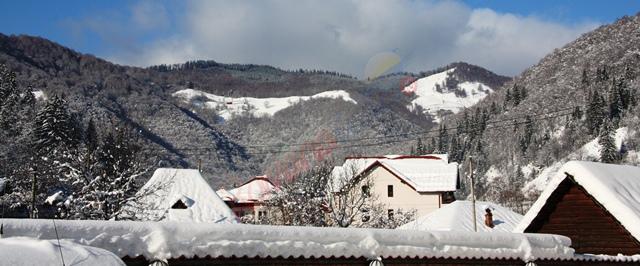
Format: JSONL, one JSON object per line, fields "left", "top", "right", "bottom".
{"left": 106, "top": 0, "right": 599, "bottom": 76}
{"left": 131, "top": 0, "right": 169, "bottom": 30}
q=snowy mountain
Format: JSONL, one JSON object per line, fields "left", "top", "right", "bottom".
{"left": 0, "top": 33, "right": 511, "bottom": 188}
{"left": 402, "top": 67, "right": 495, "bottom": 122}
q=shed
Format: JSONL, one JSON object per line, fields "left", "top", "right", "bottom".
{"left": 515, "top": 161, "right": 640, "bottom": 255}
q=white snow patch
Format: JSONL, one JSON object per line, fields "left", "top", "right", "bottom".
{"left": 2, "top": 219, "right": 577, "bottom": 262}
{"left": 484, "top": 166, "right": 503, "bottom": 183}
{"left": 44, "top": 191, "right": 63, "bottom": 205}
{"left": 173, "top": 89, "right": 357, "bottom": 120}
{"left": 403, "top": 68, "right": 493, "bottom": 122}
{"left": 399, "top": 200, "right": 523, "bottom": 233}
{"left": 32, "top": 90, "right": 46, "bottom": 101}
{"left": 516, "top": 161, "right": 640, "bottom": 244}
{"left": 0, "top": 237, "right": 124, "bottom": 266}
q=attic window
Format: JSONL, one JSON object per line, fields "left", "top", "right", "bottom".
{"left": 171, "top": 200, "right": 188, "bottom": 209}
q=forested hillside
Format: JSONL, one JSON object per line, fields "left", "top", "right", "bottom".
{"left": 419, "top": 14, "right": 640, "bottom": 213}
{"left": 0, "top": 33, "right": 508, "bottom": 199}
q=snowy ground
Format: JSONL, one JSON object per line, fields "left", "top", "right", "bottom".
{"left": 0, "top": 237, "right": 124, "bottom": 266}
{"left": 398, "top": 200, "right": 523, "bottom": 232}
{"left": 402, "top": 68, "right": 493, "bottom": 122}
{"left": 173, "top": 89, "right": 357, "bottom": 120}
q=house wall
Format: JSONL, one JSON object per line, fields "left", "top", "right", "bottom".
{"left": 367, "top": 167, "right": 443, "bottom": 217}
{"left": 525, "top": 178, "right": 640, "bottom": 255}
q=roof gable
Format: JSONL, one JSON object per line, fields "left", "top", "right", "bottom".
{"left": 515, "top": 161, "right": 640, "bottom": 242}
{"left": 133, "top": 168, "right": 236, "bottom": 223}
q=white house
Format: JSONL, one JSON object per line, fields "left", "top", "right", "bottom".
{"left": 130, "top": 168, "right": 236, "bottom": 223}
{"left": 331, "top": 154, "right": 459, "bottom": 218}
{"left": 398, "top": 200, "right": 523, "bottom": 232}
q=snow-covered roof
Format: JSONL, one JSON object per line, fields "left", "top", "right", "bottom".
{"left": 219, "top": 176, "right": 277, "bottom": 203}
{"left": 0, "top": 237, "right": 124, "bottom": 266}
{"left": 515, "top": 161, "right": 640, "bottom": 242}
{"left": 131, "top": 168, "right": 236, "bottom": 223}
{"left": 398, "top": 200, "right": 523, "bottom": 232}
{"left": 0, "top": 218, "right": 589, "bottom": 263}
{"left": 331, "top": 155, "right": 458, "bottom": 192}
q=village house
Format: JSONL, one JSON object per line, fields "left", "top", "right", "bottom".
{"left": 129, "top": 168, "right": 236, "bottom": 223}
{"left": 331, "top": 154, "right": 459, "bottom": 219}
{"left": 515, "top": 161, "right": 640, "bottom": 255}
{"left": 399, "top": 200, "right": 523, "bottom": 232}
{"left": 216, "top": 175, "right": 277, "bottom": 221}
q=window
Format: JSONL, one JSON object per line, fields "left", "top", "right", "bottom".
{"left": 388, "top": 209, "right": 394, "bottom": 220}
{"left": 171, "top": 200, "right": 188, "bottom": 209}
{"left": 361, "top": 185, "right": 370, "bottom": 197}
{"left": 258, "top": 211, "right": 267, "bottom": 219}
{"left": 387, "top": 185, "right": 394, "bottom": 197}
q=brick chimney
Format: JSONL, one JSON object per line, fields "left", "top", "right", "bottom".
{"left": 484, "top": 208, "right": 495, "bottom": 228}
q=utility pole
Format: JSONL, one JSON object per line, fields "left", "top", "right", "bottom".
{"left": 31, "top": 167, "right": 37, "bottom": 219}
{"left": 469, "top": 156, "right": 477, "bottom": 232}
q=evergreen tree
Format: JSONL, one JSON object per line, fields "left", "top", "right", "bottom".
{"left": 585, "top": 90, "right": 606, "bottom": 135}
{"left": 32, "top": 95, "right": 79, "bottom": 154}
{"left": 598, "top": 119, "right": 620, "bottom": 163}
{"left": 607, "top": 78, "right": 624, "bottom": 122}
{"left": 436, "top": 124, "right": 448, "bottom": 153}
{"left": 415, "top": 137, "right": 425, "bottom": 155}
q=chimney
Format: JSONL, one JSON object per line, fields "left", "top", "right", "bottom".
{"left": 484, "top": 208, "right": 495, "bottom": 228}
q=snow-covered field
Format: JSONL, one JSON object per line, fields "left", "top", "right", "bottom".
{"left": 173, "top": 89, "right": 357, "bottom": 120}
{"left": 402, "top": 68, "right": 493, "bottom": 122}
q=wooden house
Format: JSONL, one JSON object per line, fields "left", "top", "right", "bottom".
{"left": 515, "top": 161, "right": 640, "bottom": 255}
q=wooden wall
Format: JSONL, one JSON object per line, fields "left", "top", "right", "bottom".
{"left": 525, "top": 177, "right": 640, "bottom": 255}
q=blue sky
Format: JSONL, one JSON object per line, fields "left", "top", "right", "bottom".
{"left": 1, "top": 1, "right": 638, "bottom": 76}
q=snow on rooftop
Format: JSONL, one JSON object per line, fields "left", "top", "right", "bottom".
{"left": 331, "top": 155, "right": 458, "bottom": 192}
{"left": 0, "top": 237, "right": 124, "bottom": 266}
{"left": 173, "top": 89, "right": 357, "bottom": 120}
{"left": 130, "top": 168, "right": 236, "bottom": 223}
{"left": 1, "top": 219, "right": 580, "bottom": 262}
{"left": 222, "top": 176, "right": 277, "bottom": 203}
{"left": 403, "top": 68, "right": 493, "bottom": 122}
{"left": 515, "top": 161, "right": 640, "bottom": 242}
{"left": 399, "top": 200, "right": 523, "bottom": 232}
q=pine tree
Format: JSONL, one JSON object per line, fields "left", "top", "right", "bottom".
{"left": 585, "top": 90, "right": 606, "bottom": 135}
{"left": 598, "top": 119, "right": 620, "bottom": 164}
{"left": 33, "top": 95, "right": 79, "bottom": 154}
{"left": 415, "top": 137, "right": 425, "bottom": 155}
